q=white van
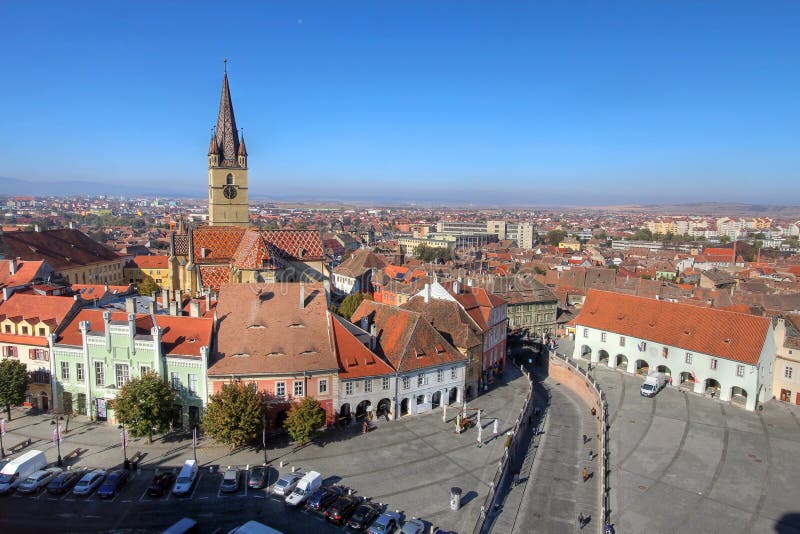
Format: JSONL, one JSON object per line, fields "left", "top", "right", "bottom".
{"left": 0, "top": 449, "right": 47, "bottom": 494}
{"left": 641, "top": 371, "right": 667, "bottom": 397}
{"left": 172, "top": 460, "right": 198, "bottom": 496}
{"left": 285, "top": 471, "right": 322, "bottom": 506}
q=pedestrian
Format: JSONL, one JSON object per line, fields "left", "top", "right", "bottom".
{"left": 582, "top": 433, "right": 587, "bottom": 444}
{"left": 582, "top": 467, "right": 589, "bottom": 482}
{"left": 578, "top": 512, "right": 585, "bottom": 529}
{"left": 362, "top": 421, "right": 369, "bottom": 434}
{"left": 588, "top": 450, "right": 593, "bottom": 461}
{"left": 591, "top": 406, "right": 597, "bottom": 417}
{"left": 493, "top": 419, "right": 499, "bottom": 438}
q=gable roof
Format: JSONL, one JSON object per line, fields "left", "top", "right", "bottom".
{"left": 351, "top": 300, "right": 466, "bottom": 373}
{"left": 572, "top": 289, "right": 771, "bottom": 365}
{"left": 0, "top": 260, "right": 47, "bottom": 287}
{"left": 0, "top": 293, "right": 77, "bottom": 332}
{"left": 333, "top": 249, "right": 387, "bottom": 278}
{"left": 154, "top": 315, "right": 213, "bottom": 357}
{"left": 0, "top": 229, "right": 120, "bottom": 270}
{"left": 331, "top": 315, "right": 395, "bottom": 379}
{"left": 401, "top": 296, "right": 482, "bottom": 350}
{"left": 126, "top": 256, "right": 168, "bottom": 270}
{"left": 57, "top": 309, "right": 155, "bottom": 346}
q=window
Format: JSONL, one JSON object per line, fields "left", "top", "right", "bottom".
{"left": 3, "top": 325, "right": 10, "bottom": 333}
{"left": 662, "top": 347, "right": 669, "bottom": 357}
{"left": 583, "top": 328, "right": 589, "bottom": 338}
{"left": 29, "top": 349, "right": 49, "bottom": 361}
{"left": 785, "top": 366, "right": 793, "bottom": 379}
{"left": 417, "top": 373, "right": 425, "bottom": 387}
{"left": 60, "top": 362, "right": 70, "bottom": 380}
{"left": 170, "top": 372, "right": 180, "bottom": 390}
{"left": 115, "top": 364, "right": 130, "bottom": 388}
{"left": 736, "top": 365, "right": 745, "bottom": 377}
{"left": 437, "top": 369, "right": 444, "bottom": 382}
{"left": 276, "top": 381, "right": 286, "bottom": 398}
{"left": 382, "top": 377, "right": 389, "bottom": 390}
{"left": 685, "top": 352, "right": 693, "bottom": 364}
{"left": 360, "top": 379, "right": 370, "bottom": 393}
{"left": 140, "top": 365, "right": 151, "bottom": 376}
{"left": 402, "top": 376, "right": 410, "bottom": 389}
{"left": 710, "top": 359, "right": 717, "bottom": 370}
{"left": 319, "top": 379, "right": 328, "bottom": 394}
{"left": 95, "top": 362, "right": 105, "bottom": 386}
{"left": 21, "top": 326, "right": 28, "bottom": 335}
{"left": 294, "top": 381, "right": 304, "bottom": 397}
{"left": 76, "top": 363, "right": 85, "bottom": 382}
{"left": 2, "top": 346, "right": 17, "bottom": 358}
{"left": 451, "top": 367, "right": 457, "bottom": 379}
{"left": 601, "top": 332, "right": 607, "bottom": 342}
{"left": 226, "top": 173, "right": 234, "bottom": 185}
{"left": 188, "top": 374, "right": 198, "bottom": 395}
{"left": 38, "top": 328, "right": 46, "bottom": 336}
{"left": 416, "top": 394, "right": 425, "bottom": 405}
{"left": 345, "top": 381, "right": 353, "bottom": 396}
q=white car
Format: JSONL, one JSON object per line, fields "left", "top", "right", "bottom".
{"left": 16, "top": 468, "right": 62, "bottom": 494}
{"left": 73, "top": 469, "right": 107, "bottom": 496}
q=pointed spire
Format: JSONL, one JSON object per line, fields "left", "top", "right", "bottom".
{"left": 238, "top": 129, "right": 247, "bottom": 157}
{"left": 214, "top": 69, "right": 240, "bottom": 165}
{"left": 208, "top": 132, "right": 219, "bottom": 155}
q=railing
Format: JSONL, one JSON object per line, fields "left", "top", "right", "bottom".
{"left": 473, "top": 363, "right": 534, "bottom": 534}
{"left": 553, "top": 351, "right": 611, "bottom": 529}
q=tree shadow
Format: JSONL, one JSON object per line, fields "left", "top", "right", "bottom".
{"left": 775, "top": 513, "right": 800, "bottom": 533}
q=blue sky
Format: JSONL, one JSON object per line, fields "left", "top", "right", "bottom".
{"left": 2, "top": 1, "right": 799, "bottom": 205}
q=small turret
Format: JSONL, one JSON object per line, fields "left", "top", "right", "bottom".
{"left": 237, "top": 131, "right": 248, "bottom": 168}
{"left": 208, "top": 132, "right": 220, "bottom": 167}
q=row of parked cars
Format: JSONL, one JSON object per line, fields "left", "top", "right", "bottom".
{"left": 272, "top": 470, "right": 425, "bottom": 534}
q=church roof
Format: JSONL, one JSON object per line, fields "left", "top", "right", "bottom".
{"left": 214, "top": 71, "right": 241, "bottom": 167}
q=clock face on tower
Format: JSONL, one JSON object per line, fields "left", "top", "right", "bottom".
{"left": 222, "top": 184, "right": 238, "bottom": 199}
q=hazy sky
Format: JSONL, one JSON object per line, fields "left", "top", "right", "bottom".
{"left": 2, "top": 1, "right": 799, "bottom": 205}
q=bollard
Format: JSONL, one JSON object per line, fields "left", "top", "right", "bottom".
{"left": 246, "top": 464, "right": 250, "bottom": 471}
{"left": 279, "top": 460, "right": 285, "bottom": 468}
{"left": 291, "top": 466, "right": 297, "bottom": 473}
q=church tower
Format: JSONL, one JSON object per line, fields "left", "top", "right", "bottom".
{"left": 208, "top": 68, "right": 249, "bottom": 226}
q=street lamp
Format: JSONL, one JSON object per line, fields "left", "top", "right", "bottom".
{"left": 0, "top": 418, "right": 7, "bottom": 459}
{"left": 118, "top": 422, "right": 129, "bottom": 469}
{"left": 50, "top": 416, "right": 64, "bottom": 466}
{"left": 192, "top": 425, "right": 198, "bottom": 463}
{"left": 261, "top": 413, "right": 268, "bottom": 465}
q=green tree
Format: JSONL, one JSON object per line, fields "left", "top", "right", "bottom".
{"left": 0, "top": 360, "right": 31, "bottom": 420}
{"left": 720, "top": 235, "right": 731, "bottom": 244}
{"left": 284, "top": 397, "right": 326, "bottom": 445}
{"left": 203, "top": 381, "right": 265, "bottom": 450}
{"left": 545, "top": 230, "right": 567, "bottom": 246}
{"left": 337, "top": 292, "right": 365, "bottom": 320}
{"left": 137, "top": 276, "right": 160, "bottom": 297}
{"left": 112, "top": 372, "right": 176, "bottom": 443}
{"left": 633, "top": 228, "right": 653, "bottom": 241}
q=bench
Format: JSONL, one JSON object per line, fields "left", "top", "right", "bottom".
{"left": 64, "top": 447, "right": 85, "bottom": 461}
{"left": 8, "top": 438, "right": 31, "bottom": 453}
{"left": 129, "top": 451, "right": 146, "bottom": 469}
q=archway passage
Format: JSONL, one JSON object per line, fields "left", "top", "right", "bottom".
{"left": 730, "top": 386, "right": 748, "bottom": 407}
{"left": 598, "top": 350, "right": 610, "bottom": 365}
{"left": 400, "top": 398, "right": 409, "bottom": 416}
{"left": 656, "top": 365, "right": 672, "bottom": 384}
{"left": 679, "top": 372, "right": 695, "bottom": 389}
{"left": 339, "top": 403, "right": 351, "bottom": 425}
{"left": 356, "top": 400, "right": 371, "bottom": 420}
{"left": 704, "top": 379, "right": 721, "bottom": 398}
{"left": 615, "top": 354, "right": 628, "bottom": 370}
{"left": 580, "top": 345, "right": 592, "bottom": 360}
{"left": 431, "top": 391, "right": 441, "bottom": 409}
{"left": 448, "top": 388, "right": 459, "bottom": 405}
{"left": 39, "top": 392, "right": 49, "bottom": 411}
{"left": 635, "top": 359, "right": 650, "bottom": 375}
{"left": 275, "top": 410, "right": 289, "bottom": 430}
{"left": 376, "top": 398, "right": 391, "bottom": 419}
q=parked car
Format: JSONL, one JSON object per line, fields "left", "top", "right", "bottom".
{"left": 16, "top": 468, "right": 63, "bottom": 494}
{"left": 400, "top": 518, "right": 425, "bottom": 534}
{"left": 220, "top": 468, "right": 240, "bottom": 493}
{"left": 272, "top": 472, "right": 303, "bottom": 496}
{"left": 97, "top": 469, "right": 129, "bottom": 498}
{"left": 306, "top": 485, "right": 343, "bottom": 512}
{"left": 47, "top": 469, "right": 85, "bottom": 495}
{"left": 172, "top": 460, "right": 198, "bottom": 496}
{"left": 248, "top": 466, "right": 268, "bottom": 489}
{"left": 326, "top": 494, "right": 360, "bottom": 525}
{"left": 285, "top": 471, "right": 322, "bottom": 506}
{"left": 0, "top": 450, "right": 47, "bottom": 494}
{"left": 147, "top": 472, "right": 176, "bottom": 497}
{"left": 73, "top": 469, "right": 107, "bottom": 496}
{"left": 368, "top": 511, "right": 401, "bottom": 534}
{"left": 347, "top": 501, "right": 382, "bottom": 530}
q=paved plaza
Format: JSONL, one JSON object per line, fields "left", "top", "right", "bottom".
{"left": 0, "top": 365, "right": 529, "bottom": 533}
{"left": 593, "top": 365, "right": 800, "bottom": 534}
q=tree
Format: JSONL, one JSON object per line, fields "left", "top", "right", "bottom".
{"left": 337, "top": 292, "right": 365, "bottom": 320}
{"left": 112, "top": 372, "right": 176, "bottom": 443}
{"left": 545, "top": 230, "right": 566, "bottom": 246}
{"left": 137, "top": 276, "right": 160, "bottom": 297}
{"left": 284, "top": 397, "right": 326, "bottom": 445}
{"left": 633, "top": 228, "right": 653, "bottom": 241}
{"left": 0, "top": 360, "right": 31, "bottom": 420}
{"left": 415, "top": 244, "right": 451, "bottom": 263}
{"left": 203, "top": 381, "right": 265, "bottom": 450}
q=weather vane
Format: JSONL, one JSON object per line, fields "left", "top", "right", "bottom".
{"left": 224, "top": 58, "right": 228, "bottom": 73}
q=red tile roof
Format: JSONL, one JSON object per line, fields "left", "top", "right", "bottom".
{"left": 198, "top": 266, "right": 230, "bottom": 291}
{"left": 126, "top": 256, "right": 168, "bottom": 269}
{"left": 57, "top": 310, "right": 155, "bottom": 346}
{"left": 154, "top": 315, "right": 213, "bottom": 357}
{"left": 0, "top": 260, "right": 46, "bottom": 287}
{"left": 261, "top": 230, "right": 324, "bottom": 261}
{"left": 0, "top": 229, "right": 120, "bottom": 270}
{"left": 0, "top": 293, "right": 77, "bottom": 330}
{"left": 73, "top": 284, "right": 131, "bottom": 301}
{"left": 571, "top": 289, "right": 771, "bottom": 365}
{"left": 193, "top": 226, "right": 247, "bottom": 262}
{"left": 331, "top": 316, "right": 395, "bottom": 379}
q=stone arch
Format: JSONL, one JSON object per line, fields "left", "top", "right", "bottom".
{"left": 400, "top": 398, "right": 410, "bottom": 416}
{"left": 339, "top": 403, "right": 352, "bottom": 424}
{"left": 679, "top": 371, "right": 694, "bottom": 387}
{"left": 580, "top": 344, "right": 592, "bottom": 360}
{"left": 356, "top": 400, "right": 371, "bottom": 420}
{"left": 598, "top": 350, "right": 610, "bottom": 365}
{"left": 615, "top": 354, "right": 628, "bottom": 370}
{"left": 730, "top": 386, "right": 748, "bottom": 407}
{"left": 448, "top": 387, "right": 459, "bottom": 405}
{"left": 431, "top": 391, "right": 442, "bottom": 409}
{"left": 656, "top": 365, "right": 673, "bottom": 384}
{"left": 635, "top": 359, "right": 650, "bottom": 375}
{"left": 704, "top": 378, "right": 721, "bottom": 398}
{"left": 376, "top": 398, "right": 392, "bottom": 418}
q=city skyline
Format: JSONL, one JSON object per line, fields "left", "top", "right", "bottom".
{"left": 3, "top": 1, "right": 799, "bottom": 205}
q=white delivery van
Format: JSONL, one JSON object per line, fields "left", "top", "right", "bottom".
{"left": 640, "top": 371, "right": 667, "bottom": 397}
{"left": 0, "top": 449, "right": 47, "bottom": 494}
{"left": 285, "top": 470, "right": 322, "bottom": 506}
{"left": 172, "top": 460, "right": 198, "bottom": 496}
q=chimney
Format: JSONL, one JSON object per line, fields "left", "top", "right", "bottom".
{"left": 103, "top": 310, "right": 112, "bottom": 351}
{"left": 453, "top": 280, "right": 460, "bottom": 294}
{"left": 128, "top": 313, "right": 137, "bottom": 355}
{"left": 168, "top": 301, "right": 178, "bottom": 316}
{"left": 104, "top": 285, "right": 109, "bottom": 293}
{"left": 147, "top": 299, "right": 156, "bottom": 316}
{"left": 73, "top": 294, "right": 80, "bottom": 302}
{"left": 9, "top": 258, "right": 18, "bottom": 275}
{"left": 205, "top": 290, "right": 211, "bottom": 310}
{"left": 299, "top": 281, "right": 305, "bottom": 309}
{"left": 161, "top": 288, "right": 170, "bottom": 309}
{"left": 125, "top": 297, "right": 136, "bottom": 315}
{"left": 151, "top": 326, "right": 162, "bottom": 374}
{"left": 369, "top": 323, "right": 377, "bottom": 351}
{"left": 200, "top": 247, "right": 208, "bottom": 259}
{"left": 34, "top": 224, "right": 41, "bottom": 232}
{"left": 190, "top": 300, "right": 201, "bottom": 318}
{"left": 69, "top": 221, "right": 74, "bottom": 230}
{"left": 424, "top": 283, "right": 431, "bottom": 303}
{"left": 175, "top": 290, "right": 182, "bottom": 305}
{"left": 2, "top": 287, "right": 10, "bottom": 301}
{"left": 360, "top": 316, "right": 368, "bottom": 331}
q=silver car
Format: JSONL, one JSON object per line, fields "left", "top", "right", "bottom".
{"left": 272, "top": 472, "right": 303, "bottom": 496}
{"left": 16, "top": 468, "right": 62, "bottom": 494}
{"left": 73, "top": 469, "right": 107, "bottom": 496}
{"left": 401, "top": 518, "right": 425, "bottom": 534}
